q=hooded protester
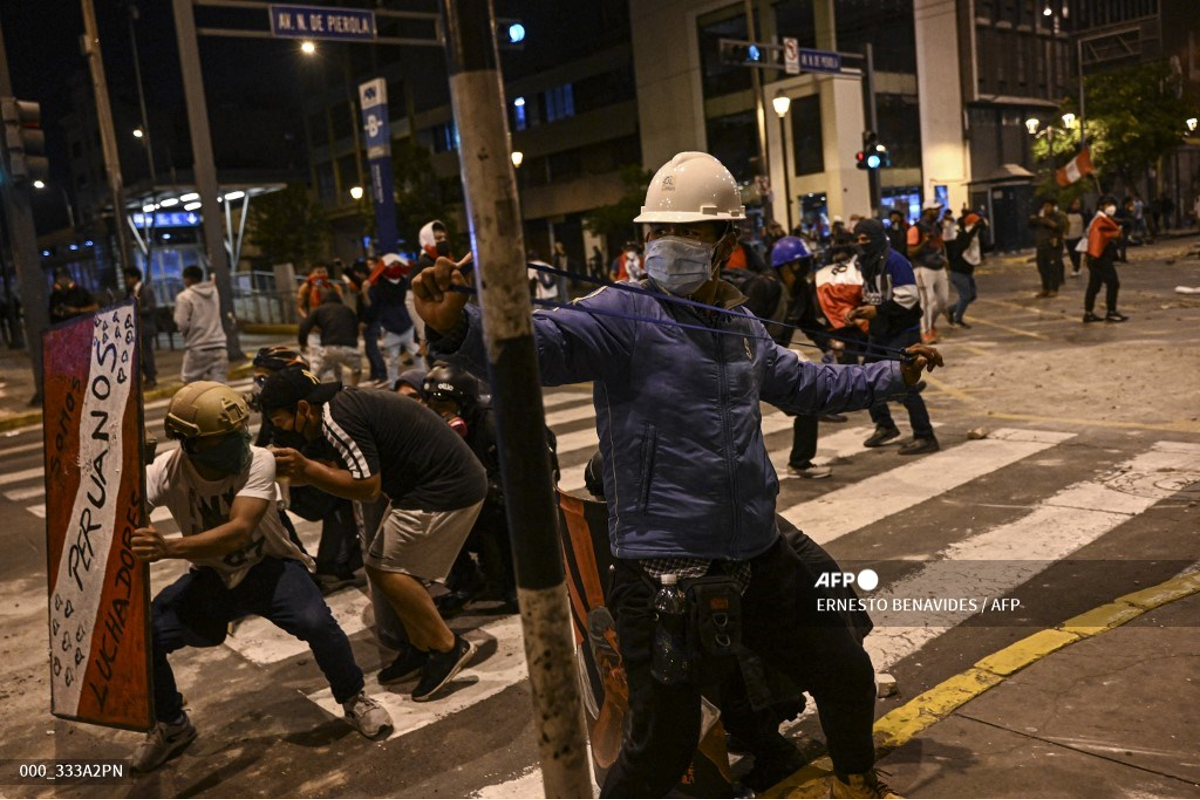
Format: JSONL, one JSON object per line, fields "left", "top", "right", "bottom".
{"left": 847, "top": 218, "right": 938, "bottom": 455}
{"left": 394, "top": 367, "right": 429, "bottom": 400}
{"left": 174, "top": 265, "right": 228, "bottom": 384}
{"left": 417, "top": 220, "right": 453, "bottom": 267}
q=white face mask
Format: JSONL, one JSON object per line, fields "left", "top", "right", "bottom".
{"left": 1104, "top": 205, "right": 1117, "bottom": 216}
{"left": 644, "top": 236, "right": 717, "bottom": 296}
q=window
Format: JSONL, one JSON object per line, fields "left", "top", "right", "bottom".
{"left": 706, "top": 110, "right": 758, "bottom": 181}
{"left": 543, "top": 84, "right": 575, "bottom": 123}
{"left": 791, "top": 95, "right": 824, "bottom": 177}
{"left": 835, "top": 0, "right": 917, "bottom": 73}
{"left": 316, "top": 162, "right": 336, "bottom": 203}
{"left": 513, "top": 96, "right": 527, "bottom": 131}
{"left": 875, "top": 94, "right": 921, "bottom": 170}
{"left": 337, "top": 155, "right": 358, "bottom": 193}
{"left": 697, "top": 6, "right": 753, "bottom": 99}
{"left": 309, "top": 112, "right": 329, "bottom": 147}
{"left": 572, "top": 67, "right": 637, "bottom": 114}
{"left": 430, "top": 121, "right": 458, "bottom": 153}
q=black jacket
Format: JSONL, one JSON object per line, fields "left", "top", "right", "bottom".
{"left": 299, "top": 299, "right": 359, "bottom": 347}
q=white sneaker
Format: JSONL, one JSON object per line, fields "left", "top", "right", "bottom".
{"left": 787, "top": 463, "right": 832, "bottom": 479}
{"left": 342, "top": 692, "right": 393, "bottom": 739}
{"left": 132, "top": 714, "right": 197, "bottom": 772}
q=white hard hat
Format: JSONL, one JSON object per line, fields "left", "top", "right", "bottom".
{"left": 633, "top": 152, "right": 746, "bottom": 224}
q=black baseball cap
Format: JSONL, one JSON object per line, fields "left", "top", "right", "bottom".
{"left": 258, "top": 367, "right": 340, "bottom": 413}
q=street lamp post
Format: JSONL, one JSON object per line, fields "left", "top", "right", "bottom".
{"left": 772, "top": 93, "right": 792, "bottom": 232}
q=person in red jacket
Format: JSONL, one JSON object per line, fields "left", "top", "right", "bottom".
{"left": 1083, "top": 195, "right": 1127, "bottom": 323}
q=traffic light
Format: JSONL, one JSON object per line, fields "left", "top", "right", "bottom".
{"left": 718, "top": 38, "right": 771, "bottom": 68}
{"left": 496, "top": 17, "right": 525, "bottom": 49}
{"left": 856, "top": 131, "right": 890, "bottom": 170}
{"left": 1, "top": 98, "right": 48, "bottom": 184}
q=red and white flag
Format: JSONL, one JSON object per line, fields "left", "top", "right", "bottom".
{"left": 43, "top": 300, "right": 153, "bottom": 730}
{"left": 1056, "top": 148, "right": 1094, "bottom": 186}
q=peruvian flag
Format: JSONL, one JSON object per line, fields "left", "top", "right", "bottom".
{"left": 1056, "top": 148, "right": 1094, "bottom": 186}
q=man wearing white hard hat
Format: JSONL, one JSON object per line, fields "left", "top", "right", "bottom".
{"left": 412, "top": 152, "right": 941, "bottom": 798}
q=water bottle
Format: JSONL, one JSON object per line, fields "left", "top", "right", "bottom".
{"left": 651, "top": 574, "right": 689, "bottom": 685}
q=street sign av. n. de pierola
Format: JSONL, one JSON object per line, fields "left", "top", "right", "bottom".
{"left": 798, "top": 48, "right": 842, "bottom": 74}
{"left": 269, "top": 4, "right": 376, "bottom": 41}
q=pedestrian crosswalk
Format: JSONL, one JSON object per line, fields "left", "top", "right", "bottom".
{"left": 2, "top": 379, "right": 1198, "bottom": 796}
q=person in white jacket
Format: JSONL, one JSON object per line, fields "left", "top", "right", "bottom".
{"left": 174, "top": 265, "right": 229, "bottom": 384}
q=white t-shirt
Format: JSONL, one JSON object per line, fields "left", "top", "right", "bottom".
{"left": 147, "top": 445, "right": 312, "bottom": 587}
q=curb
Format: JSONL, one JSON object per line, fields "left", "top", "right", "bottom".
{"left": 764, "top": 570, "right": 1200, "bottom": 798}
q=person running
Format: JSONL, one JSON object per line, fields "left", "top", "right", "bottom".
{"left": 947, "top": 213, "right": 987, "bottom": 327}
{"left": 412, "top": 151, "right": 940, "bottom": 798}
{"left": 1083, "top": 196, "right": 1128, "bottom": 323}
{"left": 906, "top": 200, "right": 950, "bottom": 343}
{"left": 299, "top": 289, "right": 362, "bottom": 385}
{"left": 259, "top": 368, "right": 488, "bottom": 700}
{"left": 130, "top": 382, "right": 392, "bottom": 772}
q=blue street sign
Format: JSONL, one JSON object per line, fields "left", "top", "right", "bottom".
{"left": 359, "top": 78, "right": 398, "bottom": 254}
{"left": 798, "top": 48, "right": 842, "bottom": 74}
{"left": 270, "top": 4, "right": 376, "bottom": 41}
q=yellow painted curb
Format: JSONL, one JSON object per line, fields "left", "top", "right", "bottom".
{"left": 1118, "top": 572, "right": 1200, "bottom": 610}
{"left": 767, "top": 570, "right": 1200, "bottom": 798}
{"left": 973, "top": 629, "right": 1080, "bottom": 676}
{"left": 873, "top": 668, "right": 1003, "bottom": 749}
{"left": 1059, "top": 601, "right": 1145, "bottom": 636}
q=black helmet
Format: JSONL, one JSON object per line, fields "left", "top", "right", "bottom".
{"left": 422, "top": 361, "right": 479, "bottom": 406}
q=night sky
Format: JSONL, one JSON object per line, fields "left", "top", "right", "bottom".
{"left": 1, "top": 0, "right": 309, "bottom": 233}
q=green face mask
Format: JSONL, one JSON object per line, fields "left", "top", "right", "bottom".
{"left": 188, "top": 431, "right": 252, "bottom": 475}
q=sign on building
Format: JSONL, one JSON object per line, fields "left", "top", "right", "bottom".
{"left": 783, "top": 37, "right": 800, "bottom": 75}
{"left": 44, "top": 301, "right": 152, "bottom": 730}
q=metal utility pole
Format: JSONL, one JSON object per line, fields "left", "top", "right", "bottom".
{"left": 743, "top": 0, "right": 773, "bottom": 226}
{"left": 172, "top": 0, "right": 243, "bottom": 359}
{"left": 0, "top": 17, "right": 50, "bottom": 403}
{"left": 80, "top": 0, "right": 135, "bottom": 280}
{"left": 440, "top": 0, "right": 590, "bottom": 796}
{"left": 863, "top": 43, "right": 881, "bottom": 215}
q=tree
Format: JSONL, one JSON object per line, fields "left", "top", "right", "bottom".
{"left": 1038, "top": 60, "right": 1199, "bottom": 199}
{"left": 247, "top": 183, "right": 331, "bottom": 269}
{"left": 584, "top": 164, "right": 654, "bottom": 246}
{"left": 389, "top": 138, "right": 465, "bottom": 254}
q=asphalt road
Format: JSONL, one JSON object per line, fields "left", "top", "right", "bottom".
{"left": 1, "top": 238, "right": 1198, "bottom": 798}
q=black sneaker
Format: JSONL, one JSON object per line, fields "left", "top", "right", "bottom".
{"left": 412, "top": 636, "right": 477, "bottom": 702}
{"left": 863, "top": 426, "right": 901, "bottom": 448}
{"left": 820, "top": 413, "right": 849, "bottom": 423}
{"left": 1105, "top": 311, "right": 1129, "bottom": 322}
{"left": 1082, "top": 312, "right": 1102, "bottom": 323}
{"left": 898, "top": 436, "right": 939, "bottom": 456}
{"left": 378, "top": 647, "right": 429, "bottom": 685}
{"left": 957, "top": 319, "right": 972, "bottom": 329}
{"left": 433, "top": 589, "right": 474, "bottom": 619}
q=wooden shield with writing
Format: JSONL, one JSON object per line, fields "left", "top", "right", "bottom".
{"left": 43, "top": 300, "right": 152, "bottom": 730}
{"left": 557, "top": 489, "right": 733, "bottom": 796}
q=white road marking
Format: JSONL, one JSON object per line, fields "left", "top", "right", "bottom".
{"left": 307, "top": 615, "right": 528, "bottom": 740}
{"left": 863, "top": 441, "right": 1200, "bottom": 672}
{"left": 780, "top": 429, "right": 1077, "bottom": 545}
{"left": 5, "top": 485, "right": 46, "bottom": 502}
{"left": 0, "top": 466, "right": 46, "bottom": 486}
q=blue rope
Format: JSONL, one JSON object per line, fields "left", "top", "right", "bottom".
{"left": 522, "top": 261, "right": 911, "bottom": 360}
{"left": 448, "top": 284, "right": 909, "bottom": 363}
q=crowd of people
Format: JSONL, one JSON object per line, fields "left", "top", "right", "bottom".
{"left": 108, "top": 149, "right": 1170, "bottom": 796}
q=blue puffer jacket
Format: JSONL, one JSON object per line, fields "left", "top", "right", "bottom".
{"left": 433, "top": 279, "right": 906, "bottom": 561}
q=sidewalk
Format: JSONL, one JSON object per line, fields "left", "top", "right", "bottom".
{"left": 0, "top": 329, "right": 295, "bottom": 431}
{"left": 768, "top": 573, "right": 1200, "bottom": 798}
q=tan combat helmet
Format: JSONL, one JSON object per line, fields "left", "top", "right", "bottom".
{"left": 163, "top": 381, "right": 250, "bottom": 442}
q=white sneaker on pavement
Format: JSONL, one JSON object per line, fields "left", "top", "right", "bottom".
{"left": 342, "top": 692, "right": 393, "bottom": 739}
